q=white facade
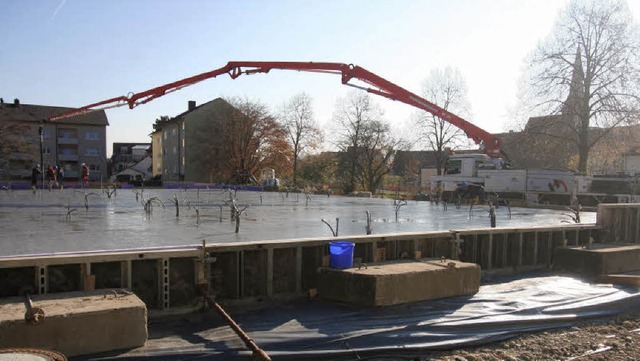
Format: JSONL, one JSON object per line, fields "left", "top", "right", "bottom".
{"left": 111, "top": 156, "right": 153, "bottom": 182}
{"left": 624, "top": 153, "right": 640, "bottom": 175}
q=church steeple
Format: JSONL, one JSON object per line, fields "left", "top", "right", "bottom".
{"left": 561, "top": 46, "right": 584, "bottom": 116}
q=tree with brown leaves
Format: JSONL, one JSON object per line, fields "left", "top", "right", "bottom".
{"left": 222, "top": 98, "right": 292, "bottom": 184}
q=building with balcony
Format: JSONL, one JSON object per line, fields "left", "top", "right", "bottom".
{"left": 0, "top": 99, "right": 109, "bottom": 181}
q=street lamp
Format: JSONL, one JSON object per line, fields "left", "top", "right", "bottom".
{"left": 39, "top": 123, "right": 44, "bottom": 190}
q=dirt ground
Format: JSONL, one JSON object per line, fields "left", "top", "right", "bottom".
{"left": 425, "top": 313, "right": 640, "bottom": 361}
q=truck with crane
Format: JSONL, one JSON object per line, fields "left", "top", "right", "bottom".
{"left": 429, "top": 151, "right": 640, "bottom": 207}
{"left": 44, "top": 60, "right": 637, "bottom": 205}
{"left": 430, "top": 152, "right": 579, "bottom": 206}
{"left": 46, "top": 61, "right": 506, "bottom": 184}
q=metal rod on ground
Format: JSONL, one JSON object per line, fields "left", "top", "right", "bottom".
{"left": 24, "top": 293, "right": 45, "bottom": 325}
{"left": 204, "top": 296, "right": 272, "bottom": 361}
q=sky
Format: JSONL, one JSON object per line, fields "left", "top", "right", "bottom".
{"left": 2, "top": 0, "right": 640, "bottom": 156}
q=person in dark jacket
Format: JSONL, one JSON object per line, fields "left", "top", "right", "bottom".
{"left": 31, "top": 164, "right": 41, "bottom": 192}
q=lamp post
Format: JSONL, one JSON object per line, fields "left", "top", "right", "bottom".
{"left": 39, "top": 123, "right": 44, "bottom": 190}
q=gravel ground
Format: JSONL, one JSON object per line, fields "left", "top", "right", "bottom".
{"left": 425, "top": 313, "right": 640, "bottom": 361}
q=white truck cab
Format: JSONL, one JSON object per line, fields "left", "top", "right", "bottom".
{"left": 431, "top": 153, "right": 508, "bottom": 194}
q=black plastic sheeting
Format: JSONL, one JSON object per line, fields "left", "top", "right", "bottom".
{"left": 87, "top": 274, "right": 640, "bottom": 361}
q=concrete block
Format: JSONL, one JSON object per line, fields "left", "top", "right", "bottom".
{"left": 597, "top": 273, "right": 640, "bottom": 287}
{"left": 554, "top": 243, "right": 640, "bottom": 276}
{"left": 0, "top": 290, "right": 147, "bottom": 357}
{"left": 317, "top": 259, "right": 480, "bottom": 307}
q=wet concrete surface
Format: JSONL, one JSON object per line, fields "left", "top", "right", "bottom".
{"left": 0, "top": 188, "right": 595, "bottom": 257}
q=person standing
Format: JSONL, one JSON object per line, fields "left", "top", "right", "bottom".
{"left": 47, "top": 165, "right": 56, "bottom": 191}
{"left": 56, "top": 165, "right": 64, "bottom": 190}
{"left": 81, "top": 163, "right": 89, "bottom": 187}
{"left": 31, "top": 164, "right": 41, "bottom": 193}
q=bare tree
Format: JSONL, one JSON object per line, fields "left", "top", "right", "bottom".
{"left": 414, "top": 67, "right": 471, "bottom": 175}
{"left": 358, "top": 119, "right": 404, "bottom": 193}
{"left": 333, "top": 91, "right": 401, "bottom": 194}
{"left": 523, "top": 0, "right": 640, "bottom": 173}
{"left": 279, "top": 93, "right": 323, "bottom": 187}
{"left": 333, "top": 92, "right": 381, "bottom": 193}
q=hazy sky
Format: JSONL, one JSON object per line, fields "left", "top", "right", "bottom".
{"left": 2, "top": 0, "right": 639, "bottom": 155}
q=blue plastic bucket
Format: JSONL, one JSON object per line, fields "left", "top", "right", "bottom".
{"left": 329, "top": 241, "right": 355, "bottom": 269}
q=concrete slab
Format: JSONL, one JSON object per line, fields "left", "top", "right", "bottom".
{"left": 0, "top": 189, "right": 595, "bottom": 257}
{"left": 317, "top": 259, "right": 480, "bottom": 307}
{"left": 0, "top": 290, "right": 147, "bottom": 358}
{"left": 554, "top": 243, "right": 640, "bottom": 276}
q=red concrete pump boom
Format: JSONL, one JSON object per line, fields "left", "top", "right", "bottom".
{"left": 49, "top": 61, "right": 504, "bottom": 158}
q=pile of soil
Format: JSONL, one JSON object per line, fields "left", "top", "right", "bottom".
{"left": 427, "top": 314, "right": 640, "bottom": 361}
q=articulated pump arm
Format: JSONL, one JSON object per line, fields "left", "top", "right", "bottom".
{"left": 49, "top": 61, "right": 503, "bottom": 157}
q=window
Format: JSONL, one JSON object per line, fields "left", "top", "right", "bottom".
{"left": 163, "top": 132, "right": 167, "bottom": 140}
{"left": 42, "top": 128, "right": 51, "bottom": 139}
{"left": 85, "top": 131, "right": 99, "bottom": 140}
{"left": 446, "top": 160, "right": 462, "bottom": 175}
{"left": 89, "top": 164, "right": 100, "bottom": 171}
{"left": 59, "top": 130, "right": 75, "bottom": 139}
{"left": 172, "top": 146, "right": 177, "bottom": 154}
{"left": 85, "top": 148, "right": 100, "bottom": 156}
{"left": 42, "top": 146, "right": 51, "bottom": 155}
{"left": 119, "top": 146, "right": 129, "bottom": 154}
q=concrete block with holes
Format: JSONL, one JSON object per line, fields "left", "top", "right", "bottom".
{"left": 0, "top": 290, "right": 147, "bottom": 357}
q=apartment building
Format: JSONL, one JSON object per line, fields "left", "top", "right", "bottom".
{"left": 0, "top": 99, "right": 108, "bottom": 181}
{"left": 151, "top": 98, "right": 234, "bottom": 183}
